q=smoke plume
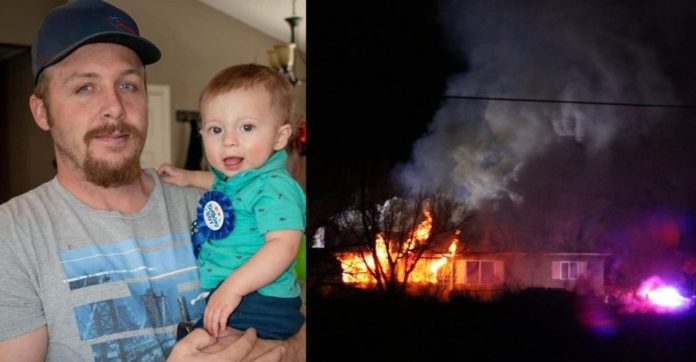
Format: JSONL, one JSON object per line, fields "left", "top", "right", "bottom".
{"left": 395, "top": 0, "right": 696, "bottom": 283}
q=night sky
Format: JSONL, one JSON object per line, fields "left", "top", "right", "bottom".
{"left": 308, "top": 2, "right": 460, "bottom": 166}
{"left": 309, "top": 4, "right": 464, "bottom": 155}
{"left": 308, "top": 0, "right": 463, "bottom": 226}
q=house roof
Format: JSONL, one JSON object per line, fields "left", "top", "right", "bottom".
{"left": 453, "top": 251, "right": 611, "bottom": 257}
{"left": 330, "top": 230, "right": 611, "bottom": 257}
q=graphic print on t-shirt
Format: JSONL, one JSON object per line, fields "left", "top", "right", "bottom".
{"left": 59, "top": 232, "right": 204, "bottom": 361}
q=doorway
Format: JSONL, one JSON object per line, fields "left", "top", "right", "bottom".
{"left": 0, "top": 44, "right": 54, "bottom": 203}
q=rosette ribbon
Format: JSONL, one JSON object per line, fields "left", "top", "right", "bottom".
{"left": 190, "top": 190, "right": 235, "bottom": 258}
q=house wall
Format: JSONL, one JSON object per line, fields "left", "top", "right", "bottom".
{"left": 0, "top": 0, "right": 307, "bottom": 202}
{"left": 500, "top": 253, "right": 529, "bottom": 290}
{"left": 453, "top": 253, "right": 607, "bottom": 297}
{"left": 534, "top": 254, "right": 606, "bottom": 295}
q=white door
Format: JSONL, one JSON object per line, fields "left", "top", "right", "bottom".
{"left": 141, "top": 84, "right": 172, "bottom": 170}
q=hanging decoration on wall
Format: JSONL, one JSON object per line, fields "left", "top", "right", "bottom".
{"left": 294, "top": 115, "right": 306, "bottom": 156}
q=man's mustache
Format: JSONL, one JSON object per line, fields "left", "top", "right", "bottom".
{"left": 84, "top": 122, "right": 144, "bottom": 144}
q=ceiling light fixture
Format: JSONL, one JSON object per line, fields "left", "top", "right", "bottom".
{"left": 267, "top": 0, "right": 303, "bottom": 86}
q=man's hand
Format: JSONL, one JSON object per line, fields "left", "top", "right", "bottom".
{"left": 204, "top": 285, "right": 243, "bottom": 338}
{"left": 168, "top": 327, "right": 285, "bottom": 362}
{"left": 202, "top": 303, "right": 306, "bottom": 361}
{"left": 158, "top": 164, "right": 214, "bottom": 189}
{"left": 158, "top": 163, "right": 192, "bottom": 187}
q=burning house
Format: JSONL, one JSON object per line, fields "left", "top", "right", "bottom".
{"left": 325, "top": 198, "right": 696, "bottom": 314}
{"left": 329, "top": 201, "right": 609, "bottom": 300}
{"left": 335, "top": 244, "right": 609, "bottom": 300}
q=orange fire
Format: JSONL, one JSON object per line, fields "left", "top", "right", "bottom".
{"left": 336, "top": 204, "right": 459, "bottom": 288}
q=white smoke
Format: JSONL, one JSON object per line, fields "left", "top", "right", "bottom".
{"left": 395, "top": 0, "right": 677, "bottom": 206}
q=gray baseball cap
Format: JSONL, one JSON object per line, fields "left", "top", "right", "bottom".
{"left": 32, "top": 0, "right": 161, "bottom": 85}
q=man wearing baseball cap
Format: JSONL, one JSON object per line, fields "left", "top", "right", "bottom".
{"left": 0, "top": 1, "right": 302, "bottom": 360}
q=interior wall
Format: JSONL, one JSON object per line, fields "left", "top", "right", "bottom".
{"left": 0, "top": 0, "right": 307, "bottom": 198}
{"left": 0, "top": 0, "right": 64, "bottom": 46}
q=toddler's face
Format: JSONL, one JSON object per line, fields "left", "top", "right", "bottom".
{"left": 201, "top": 86, "right": 291, "bottom": 177}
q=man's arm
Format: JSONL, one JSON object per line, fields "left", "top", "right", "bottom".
{"left": 0, "top": 326, "right": 48, "bottom": 362}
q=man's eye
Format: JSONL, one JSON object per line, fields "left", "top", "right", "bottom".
{"left": 241, "top": 124, "right": 255, "bottom": 132}
{"left": 76, "top": 84, "right": 93, "bottom": 93}
{"left": 119, "top": 83, "right": 136, "bottom": 91}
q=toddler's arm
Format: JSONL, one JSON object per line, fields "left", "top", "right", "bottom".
{"left": 158, "top": 163, "right": 214, "bottom": 189}
{"left": 203, "top": 229, "right": 302, "bottom": 338}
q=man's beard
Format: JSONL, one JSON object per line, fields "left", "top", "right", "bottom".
{"left": 81, "top": 122, "right": 145, "bottom": 187}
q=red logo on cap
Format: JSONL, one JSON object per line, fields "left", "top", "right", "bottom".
{"left": 109, "top": 16, "right": 136, "bottom": 34}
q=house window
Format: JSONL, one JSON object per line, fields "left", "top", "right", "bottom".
{"left": 551, "top": 260, "right": 587, "bottom": 280}
{"left": 562, "top": 261, "right": 578, "bottom": 280}
{"left": 454, "top": 259, "right": 503, "bottom": 285}
{"left": 465, "top": 260, "right": 495, "bottom": 284}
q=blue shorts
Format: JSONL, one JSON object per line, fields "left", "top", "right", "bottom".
{"left": 195, "top": 291, "right": 304, "bottom": 340}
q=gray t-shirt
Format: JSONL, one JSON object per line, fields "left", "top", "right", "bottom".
{"left": 0, "top": 169, "right": 205, "bottom": 361}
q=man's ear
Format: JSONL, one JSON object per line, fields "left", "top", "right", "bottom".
{"left": 273, "top": 123, "right": 293, "bottom": 150}
{"left": 29, "top": 95, "right": 50, "bottom": 131}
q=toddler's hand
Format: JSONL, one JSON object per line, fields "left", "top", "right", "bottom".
{"left": 204, "top": 287, "right": 243, "bottom": 338}
{"left": 158, "top": 163, "right": 190, "bottom": 187}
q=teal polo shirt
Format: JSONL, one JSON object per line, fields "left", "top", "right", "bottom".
{"left": 197, "top": 150, "right": 306, "bottom": 298}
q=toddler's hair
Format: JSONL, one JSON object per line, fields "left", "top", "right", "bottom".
{"left": 200, "top": 63, "right": 294, "bottom": 125}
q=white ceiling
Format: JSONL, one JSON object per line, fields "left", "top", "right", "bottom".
{"left": 196, "top": 0, "right": 306, "bottom": 52}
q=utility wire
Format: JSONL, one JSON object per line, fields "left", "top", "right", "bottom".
{"left": 443, "top": 95, "right": 696, "bottom": 109}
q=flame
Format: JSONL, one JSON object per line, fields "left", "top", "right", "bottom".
{"left": 429, "top": 258, "right": 448, "bottom": 274}
{"left": 413, "top": 207, "right": 433, "bottom": 243}
{"left": 338, "top": 234, "right": 390, "bottom": 285}
{"left": 336, "top": 205, "right": 459, "bottom": 291}
{"left": 429, "top": 237, "right": 458, "bottom": 274}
